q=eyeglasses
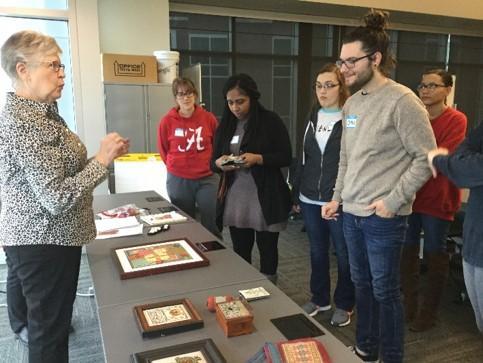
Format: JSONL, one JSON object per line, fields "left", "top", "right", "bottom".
{"left": 335, "top": 52, "right": 376, "bottom": 69}
{"left": 176, "top": 91, "right": 194, "bottom": 98}
{"left": 314, "top": 82, "right": 339, "bottom": 90}
{"left": 417, "top": 83, "right": 447, "bottom": 91}
{"left": 28, "top": 61, "right": 65, "bottom": 72}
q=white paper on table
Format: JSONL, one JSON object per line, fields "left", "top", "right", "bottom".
{"left": 95, "top": 223, "right": 144, "bottom": 240}
{"left": 140, "top": 211, "right": 188, "bottom": 226}
{"left": 95, "top": 216, "right": 140, "bottom": 233}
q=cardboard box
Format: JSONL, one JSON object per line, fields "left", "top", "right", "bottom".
{"left": 102, "top": 53, "right": 158, "bottom": 84}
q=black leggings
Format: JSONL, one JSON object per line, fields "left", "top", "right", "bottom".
{"left": 229, "top": 227, "right": 279, "bottom": 275}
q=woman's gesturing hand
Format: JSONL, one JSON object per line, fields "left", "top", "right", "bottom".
{"left": 427, "top": 147, "right": 448, "bottom": 178}
{"left": 95, "top": 132, "right": 130, "bottom": 167}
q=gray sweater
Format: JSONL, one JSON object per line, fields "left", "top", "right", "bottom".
{"left": 333, "top": 79, "right": 436, "bottom": 216}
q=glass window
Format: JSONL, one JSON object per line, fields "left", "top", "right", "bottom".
{"left": 450, "top": 35, "right": 483, "bottom": 65}
{"left": 180, "top": 55, "right": 231, "bottom": 118}
{"left": 170, "top": 12, "right": 231, "bottom": 52}
{"left": 449, "top": 65, "right": 483, "bottom": 130}
{"left": 237, "top": 56, "right": 296, "bottom": 133}
{"left": 397, "top": 31, "right": 447, "bottom": 63}
{"left": 0, "top": 16, "right": 75, "bottom": 131}
{"left": 311, "top": 24, "right": 334, "bottom": 57}
{"left": 0, "top": 0, "right": 67, "bottom": 9}
{"left": 236, "top": 18, "right": 298, "bottom": 55}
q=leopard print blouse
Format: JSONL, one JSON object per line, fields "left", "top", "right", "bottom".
{"left": 0, "top": 92, "right": 108, "bottom": 247}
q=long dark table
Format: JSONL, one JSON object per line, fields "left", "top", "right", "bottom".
{"left": 87, "top": 191, "right": 359, "bottom": 362}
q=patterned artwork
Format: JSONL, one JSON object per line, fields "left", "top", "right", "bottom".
{"left": 280, "top": 340, "right": 329, "bottom": 363}
{"left": 239, "top": 286, "right": 270, "bottom": 301}
{"left": 152, "top": 351, "right": 208, "bottom": 363}
{"left": 115, "top": 239, "right": 205, "bottom": 274}
{"left": 125, "top": 243, "right": 192, "bottom": 269}
{"left": 218, "top": 300, "right": 250, "bottom": 319}
{"left": 143, "top": 304, "right": 191, "bottom": 327}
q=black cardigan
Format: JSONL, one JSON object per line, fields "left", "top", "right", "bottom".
{"left": 292, "top": 106, "right": 342, "bottom": 204}
{"left": 211, "top": 107, "right": 292, "bottom": 229}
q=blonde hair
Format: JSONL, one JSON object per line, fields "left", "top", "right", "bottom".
{"left": 1, "top": 30, "right": 62, "bottom": 86}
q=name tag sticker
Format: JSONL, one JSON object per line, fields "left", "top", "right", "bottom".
{"left": 230, "top": 135, "right": 240, "bottom": 144}
{"left": 346, "top": 115, "right": 357, "bottom": 128}
{"left": 174, "top": 128, "right": 184, "bottom": 137}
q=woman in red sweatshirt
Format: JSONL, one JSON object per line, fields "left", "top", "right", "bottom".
{"left": 401, "top": 69, "right": 467, "bottom": 331}
{"left": 158, "top": 77, "right": 219, "bottom": 237}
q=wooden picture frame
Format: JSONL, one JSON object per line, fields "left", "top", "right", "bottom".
{"left": 131, "top": 338, "right": 226, "bottom": 363}
{"left": 112, "top": 238, "right": 209, "bottom": 280}
{"left": 133, "top": 298, "right": 203, "bottom": 338}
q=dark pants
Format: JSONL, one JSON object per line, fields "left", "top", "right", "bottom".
{"left": 5, "top": 245, "right": 82, "bottom": 363}
{"left": 405, "top": 212, "right": 451, "bottom": 252}
{"left": 229, "top": 227, "right": 279, "bottom": 275}
{"left": 343, "top": 213, "right": 408, "bottom": 363}
{"left": 166, "top": 172, "right": 220, "bottom": 238}
{"left": 300, "top": 201, "right": 354, "bottom": 311}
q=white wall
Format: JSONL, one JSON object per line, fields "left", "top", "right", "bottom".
{"left": 98, "top": 0, "right": 170, "bottom": 54}
{"left": 303, "top": 0, "right": 483, "bottom": 21}
{"left": 73, "top": 0, "right": 170, "bottom": 194}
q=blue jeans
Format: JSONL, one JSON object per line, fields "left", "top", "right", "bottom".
{"left": 463, "top": 260, "right": 483, "bottom": 332}
{"left": 343, "top": 212, "right": 408, "bottom": 363}
{"left": 300, "top": 201, "right": 354, "bottom": 311}
{"left": 405, "top": 213, "right": 451, "bottom": 253}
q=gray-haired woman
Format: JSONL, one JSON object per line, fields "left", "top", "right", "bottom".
{"left": 0, "top": 30, "right": 129, "bottom": 362}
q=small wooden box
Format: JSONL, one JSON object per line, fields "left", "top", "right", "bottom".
{"left": 215, "top": 299, "right": 254, "bottom": 337}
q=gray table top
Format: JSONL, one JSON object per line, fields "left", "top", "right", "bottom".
{"left": 88, "top": 191, "right": 359, "bottom": 363}
{"left": 98, "top": 279, "right": 359, "bottom": 363}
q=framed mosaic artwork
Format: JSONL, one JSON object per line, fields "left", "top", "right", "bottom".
{"left": 112, "top": 238, "right": 209, "bottom": 279}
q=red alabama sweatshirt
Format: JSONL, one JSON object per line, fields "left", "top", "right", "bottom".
{"left": 158, "top": 105, "right": 218, "bottom": 179}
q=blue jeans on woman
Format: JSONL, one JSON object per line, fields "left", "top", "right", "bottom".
{"left": 343, "top": 212, "right": 408, "bottom": 363}
{"left": 300, "top": 201, "right": 354, "bottom": 311}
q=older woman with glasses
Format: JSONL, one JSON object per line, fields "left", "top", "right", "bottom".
{"left": 158, "top": 77, "right": 220, "bottom": 237}
{"left": 0, "top": 30, "right": 129, "bottom": 362}
{"left": 292, "top": 63, "right": 355, "bottom": 326}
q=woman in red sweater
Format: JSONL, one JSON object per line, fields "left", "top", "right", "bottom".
{"left": 158, "top": 78, "right": 219, "bottom": 237}
{"left": 401, "top": 69, "right": 467, "bottom": 331}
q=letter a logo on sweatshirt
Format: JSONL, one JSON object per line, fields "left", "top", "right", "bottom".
{"left": 177, "top": 126, "right": 205, "bottom": 152}
{"left": 346, "top": 115, "right": 357, "bottom": 128}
